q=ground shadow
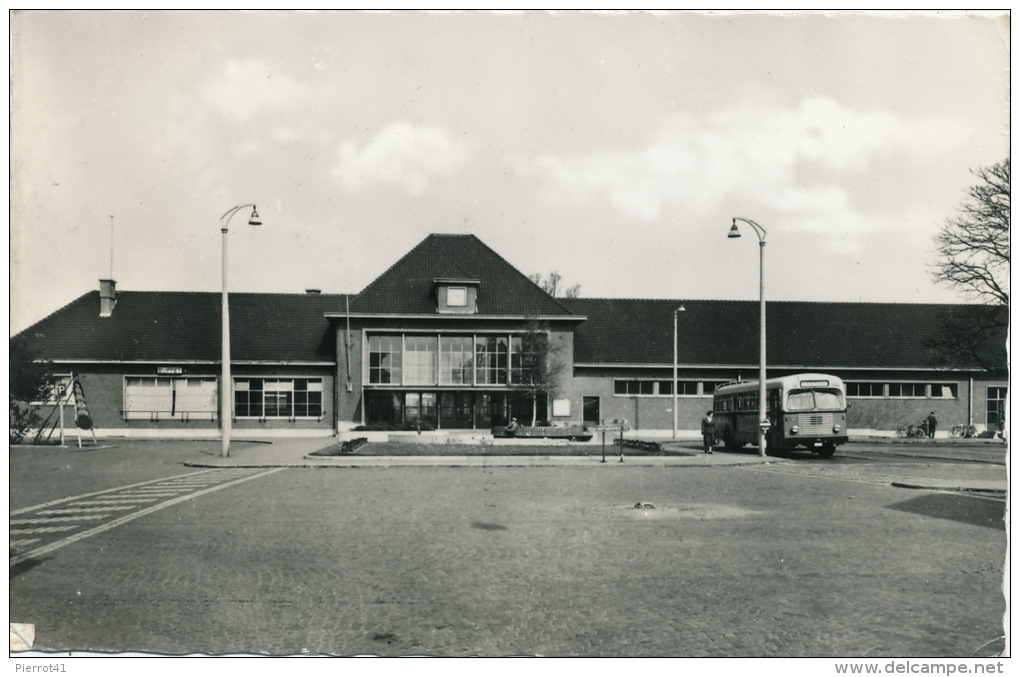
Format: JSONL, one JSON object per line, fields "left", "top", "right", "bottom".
{"left": 471, "top": 522, "right": 508, "bottom": 531}
{"left": 886, "top": 492, "right": 1005, "bottom": 530}
{"left": 10, "top": 554, "right": 51, "bottom": 579}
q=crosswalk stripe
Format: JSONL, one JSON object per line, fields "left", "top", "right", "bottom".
{"left": 11, "top": 525, "right": 78, "bottom": 534}
{"left": 12, "top": 515, "right": 110, "bottom": 524}
{"left": 10, "top": 468, "right": 221, "bottom": 516}
{"left": 10, "top": 468, "right": 284, "bottom": 566}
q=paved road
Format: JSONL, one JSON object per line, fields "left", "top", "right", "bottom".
{"left": 9, "top": 440, "right": 1006, "bottom": 658}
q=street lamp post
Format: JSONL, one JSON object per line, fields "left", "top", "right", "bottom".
{"left": 672, "top": 304, "right": 686, "bottom": 439}
{"left": 220, "top": 203, "right": 262, "bottom": 458}
{"left": 728, "top": 217, "right": 768, "bottom": 458}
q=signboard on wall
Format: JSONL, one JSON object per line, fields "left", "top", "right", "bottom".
{"left": 157, "top": 367, "right": 184, "bottom": 375}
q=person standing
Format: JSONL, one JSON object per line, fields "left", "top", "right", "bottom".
{"left": 701, "top": 411, "right": 715, "bottom": 454}
{"left": 926, "top": 411, "right": 938, "bottom": 439}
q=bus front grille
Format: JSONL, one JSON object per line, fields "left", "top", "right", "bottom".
{"left": 795, "top": 413, "right": 834, "bottom": 435}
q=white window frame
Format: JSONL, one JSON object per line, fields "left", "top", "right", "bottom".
{"left": 447, "top": 286, "right": 467, "bottom": 307}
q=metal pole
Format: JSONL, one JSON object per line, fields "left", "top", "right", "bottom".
{"left": 758, "top": 239, "right": 767, "bottom": 458}
{"left": 220, "top": 225, "right": 232, "bottom": 458}
{"left": 672, "top": 309, "right": 678, "bottom": 439}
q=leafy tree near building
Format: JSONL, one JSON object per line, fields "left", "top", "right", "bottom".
{"left": 9, "top": 336, "right": 53, "bottom": 444}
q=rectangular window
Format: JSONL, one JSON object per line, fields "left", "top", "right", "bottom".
{"left": 847, "top": 382, "right": 885, "bottom": 398}
{"left": 931, "top": 384, "right": 958, "bottom": 399}
{"left": 447, "top": 287, "right": 467, "bottom": 306}
{"left": 737, "top": 392, "right": 757, "bottom": 411}
{"left": 404, "top": 335, "right": 438, "bottom": 386}
{"left": 889, "top": 383, "right": 927, "bottom": 398}
{"left": 658, "top": 381, "right": 699, "bottom": 396}
{"left": 369, "top": 335, "right": 403, "bottom": 384}
{"left": 511, "top": 334, "right": 546, "bottom": 385}
{"left": 439, "top": 335, "right": 474, "bottom": 385}
{"left": 614, "top": 380, "right": 654, "bottom": 396}
{"left": 234, "top": 378, "right": 323, "bottom": 419}
{"left": 702, "top": 381, "right": 728, "bottom": 395}
{"left": 124, "top": 377, "right": 216, "bottom": 420}
{"left": 987, "top": 386, "right": 1007, "bottom": 428}
{"left": 476, "top": 335, "right": 509, "bottom": 385}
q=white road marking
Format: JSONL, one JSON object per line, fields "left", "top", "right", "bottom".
{"left": 10, "top": 468, "right": 284, "bottom": 567}
{"left": 11, "top": 516, "right": 110, "bottom": 524}
{"left": 9, "top": 539, "right": 40, "bottom": 548}
{"left": 11, "top": 468, "right": 221, "bottom": 516}
{"left": 10, "top": 525, "right": 77, "bottom": 534}
{"left": 38, "top": 506, "right": 134, "bottom": 514}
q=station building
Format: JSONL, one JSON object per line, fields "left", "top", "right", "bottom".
{"left": 13, "top": 233, "right": 1008, "bottom": 441}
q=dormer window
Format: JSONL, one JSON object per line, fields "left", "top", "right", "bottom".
{"left": 447, "top": 287, "right": 467, "bottom": 307}
{"left": 434, "top": 267, "right": 480, "bottom": 314}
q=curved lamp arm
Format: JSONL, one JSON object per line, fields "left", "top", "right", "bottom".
{"left": 729, "top": 216, "right": 766, "bottom": 243}
{"left": 221, "top": 204, "right": 261, "bottom": 232}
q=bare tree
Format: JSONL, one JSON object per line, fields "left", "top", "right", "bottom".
{"left": 529, "top": 271, "right": 581, "bottom": 298}
{"left": 933, "top": 158, "right": 1009, "bottom": 306}
{"left": 510, "top": 319, "right": 566, "bottom": 425}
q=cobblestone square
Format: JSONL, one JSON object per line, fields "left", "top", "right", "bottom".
{"left": 8, "top": 455, "right": 1006, "bottom": 658}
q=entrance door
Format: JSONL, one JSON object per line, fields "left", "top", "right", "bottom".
{"left": 583, "top": 396, "right": 600, "bottom": 428}
{"left": 440, "top": 392, "right": 474, "bottom": 429}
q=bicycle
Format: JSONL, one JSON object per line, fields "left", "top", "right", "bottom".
{"left": 950, "top": 423, "right": 978, "bottom": 438}
{"left": 896, "top": 421, "right": 927, "bottom": 438}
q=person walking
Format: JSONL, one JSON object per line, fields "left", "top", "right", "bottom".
{"left": 926, "top": 411, "right": 938, "bottom": 439}
{"left": 700, "top": 411, "right": 715, "bottom": 454}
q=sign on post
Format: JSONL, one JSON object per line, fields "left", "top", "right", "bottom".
{"left": 597, "top": 419, "right": 629, "bottom": 463}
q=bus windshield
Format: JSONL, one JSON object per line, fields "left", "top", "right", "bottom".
{"left": 786, "top": 389, "right": 844, "bottom": 411}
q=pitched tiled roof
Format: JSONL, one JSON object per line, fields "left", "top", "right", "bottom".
{"left": 348, "top": 234, "right": 576, "bottom": 317}
{"left": 15, "top": 291, "right": 348, "bottom": 363}
{"left": 562, "top": 298, "right": 1007, "bottom": 371}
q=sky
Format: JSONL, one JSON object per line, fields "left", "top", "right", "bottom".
{"left": 9, "top": 10, "right": 1010, "bottom": 335}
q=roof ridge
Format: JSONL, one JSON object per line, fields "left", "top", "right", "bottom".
{"left": 469, "top": 236, "right": 576, "bottom": 316}
{"left": 561, "top": 297, "right": 987, "bottom": 307}
{"left": 13, "top": 291, "right": 97, "bottom": 337}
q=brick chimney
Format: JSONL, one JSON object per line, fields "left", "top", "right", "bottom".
{"left": 99, "top": 279, "right": 117, "bottom": 317}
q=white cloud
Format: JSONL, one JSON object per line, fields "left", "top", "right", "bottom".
{"left": 333, "top": 122, "right": 471, "bottom": 194}
{"left": 200, "top": 59, "right": 305, "bottom": 124}
{"left": 512, "top": 97, "right": 969, "bottom": 254}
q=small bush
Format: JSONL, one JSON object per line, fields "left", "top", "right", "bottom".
{"left": 618, "top": 439, "right": 663, "bottom": 452}
{"left": 310, "top": 437, "right": 369, "bottom": 456}
{"left": 9, "top": 398, "right": 40, "bottom": 445}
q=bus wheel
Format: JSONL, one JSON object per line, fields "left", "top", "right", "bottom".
{"left": 724, "top": 431, "right": 740, "bottom": 451}
{"left": 816, "top": 444, "right": 836, "bottom": 458}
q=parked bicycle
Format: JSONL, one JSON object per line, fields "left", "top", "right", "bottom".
{"left": 950, "top": 423, "right": 978, "bottom": 438}
{"left": 896, "top": 421, "right": 928, "bottom": 438}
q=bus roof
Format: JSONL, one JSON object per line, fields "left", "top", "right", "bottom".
{"left": 713, "top": 373, "right": 845, "bottom": 396}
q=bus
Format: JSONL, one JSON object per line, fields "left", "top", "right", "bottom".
{"left": 712, "top": 373, "right": 849, "bottom": 457}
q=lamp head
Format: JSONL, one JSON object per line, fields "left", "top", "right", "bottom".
{"left": 247, "top": 206, "right": 262, "bottom": 226}
{"left": 727, "top": 220, "right": 741, "bottom": 238}
{"left": 677, "top": 304, "right": 686, "bottom": 313}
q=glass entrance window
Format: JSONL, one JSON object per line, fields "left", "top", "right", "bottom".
{"left": 404, "top": 336, "right": 438, "bottom": 385}
{"left": 987, "top": 386, "right": 1007, "bottom": 429}
{"left": 440, "top": 336, "right": 474, "bottom": 384}
{"left": 369, "top": 336, "right": 402, "bottom": 384}
{"left": 404, "top": 392, "right": 437, "bottom": 425}
{"left": 476, "top": 336, "right": 509, "bottom": 384}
